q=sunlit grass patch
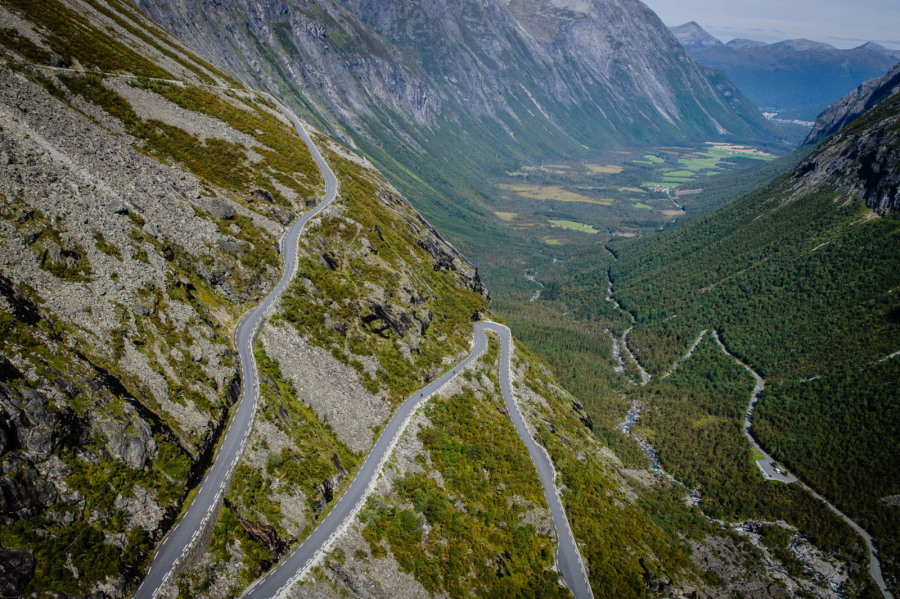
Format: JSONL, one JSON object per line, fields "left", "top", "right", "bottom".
{"left": 750, "top": 446, "right": 765, "bottom": 464}
{"left": 585, "top": 164, "right": 624, "bottom": 175}
{"left": 549, "top": 219, "right": 599, "bottom": 234}
{"left": 707, "top": 142, "right": 774, "bottom": 159}
{"left": 493, "top": 211, "right": 518, "bottom": 221}
{"left": 693, "top": 415, "right": 725, "bottom": 428}
{"left": 678, "top": 156, "right": 721, "bottom": 171}
{"left": 632, "top": 154, "right": 664, "bottom": 166}
{"left": 500, "top": 184, "right": 612, "bottom": 205}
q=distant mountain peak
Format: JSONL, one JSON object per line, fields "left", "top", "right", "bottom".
{"left": 857, "top": 41, "right": 889, "bottom": 52}
{"left": 679, "top": 28, "right": 900, "bottom": 121}
{"left": 768, "top": 39, "right": 837, "bottom": 52}
{"left": 855, "top": 41, "right": 900, "bottom": 58}
{"left": 726, "top": 38, "right": 767, "bottom": 49}
{"left": 670, "top": 21, "right": 724, "bottom": 50}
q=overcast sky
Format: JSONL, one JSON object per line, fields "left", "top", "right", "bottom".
{"left": 641, "top": 0, "right": 900, "bottom": 49}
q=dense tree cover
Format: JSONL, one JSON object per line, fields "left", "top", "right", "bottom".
{"left": 754, "top": 358, "right": 900, "bottom": 574}
{"left": 497, "top": 297, "right": 650, "bottom": 465}
{"left": 631, "top": 336, "right": 881, "bottom": 595}
{"left": 578, "top": 156, "right": 900, "bottom": 589}
{"left": 498, "top": 95, "right": 900, "bottom": 592}
{"left": 601, "top": 182, "right": 900, "bottom": 586}
{"left": 517, "top": 346, "right": 701, "bottom": 597}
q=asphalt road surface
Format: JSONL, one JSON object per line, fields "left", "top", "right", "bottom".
{"left": 484, "top": 322, "right": 594, "bottom": 599}
{"left": 242, "top": 326, "right": 491, "bottom": 598}
{"left": 133, "top": 95, "right": 337, "bottom": 599}
{"left": 243, "top": 322, "right": 593, "bottom": 599}
{"left": 712, "top": 331, "right": 797, "bottom": 485}
{"left": 32, "top": 63, "right": 889, "bottom": 599}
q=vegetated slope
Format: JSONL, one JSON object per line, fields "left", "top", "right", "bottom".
{"left": 0, "top": 0, "right": 487, "bottom": 596}
{"left": 629, "top": 333, "right": 879, "bottom": 598}
{"left": 603, "top": 92, "right": 900, "bottom": 593}
{"left": 672, "top": 21, "right": 900, "bottom": 121}
{"left": 134, "top": 0, "right": 777, "bottom": 252}
{"left": 291, "top": 329, "right": 743, "bottom": 599}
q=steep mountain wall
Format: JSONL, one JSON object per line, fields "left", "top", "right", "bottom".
{"left": 797, "top": 91, "right": 900, "bottom": 215}
{"left": 134, "top": 0, "right": 776, "bottom": 252}
{"left": 138, "top": 0, "right": 769, "bottom": 145}
{"left": 806, "top": 62, "right": 900, "bottom": 143}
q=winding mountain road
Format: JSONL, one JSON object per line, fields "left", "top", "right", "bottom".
{"left": 622, "top": 327, "right": 651, "bottom": 385}
{"left": 128, "top": 89, "right": 591, "bottom": 598}
{"left": 713, "top": 332, "right": 894, "bottom": 599}
{"left": 244, "top": 323, "right": 593, "bottom": 599}
{"left": 661, "top": 330, "right": 706, "bottom": 379}
{"left": 712, "top": 331, "right": 795, "bottom": 484}
{"left": 487, "top": 323, "right": 595, "bottom": 599}
{"left": 133, "top": 96, "right": 337, "bottom": 599}
{"left": 602, "top": 260, "right": 892, "bottom": 598}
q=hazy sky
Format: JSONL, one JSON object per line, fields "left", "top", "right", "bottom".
{"left": 641, "top": 0, "right": 900, "bottom": 49}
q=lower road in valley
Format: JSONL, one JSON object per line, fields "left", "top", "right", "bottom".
{"left": 712, "top": 332, "right": 796, "bottom": 485}
{"left": 133, "top": 95, "right": 337, "bottom": 599}
{"left": 244, "top": 322, "right": 593, "bottom": 599}
{"left": 714, "top": 331, "right": 893, "bottom": 599}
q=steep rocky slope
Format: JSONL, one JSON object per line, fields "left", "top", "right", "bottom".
{"left": 798, "top": 90, "right": 900, "bottom": 215}
{"left": 134, "top": 0, "right": 775, "bottom": 250}
{"left": 138, "top": 0, "right": 768, "bottom": 144}
{"left": 0, "top": 0, "right": 486, "bottom": 596}
{"left": 5, "top": 1, "right": 891, "bottom": 598}
{"left": 806, "top": 62, "right": 900, "bottom": 144}
{"left": 162, "top": 137, "right": 494, "bottom": 597}
{"left": 672, "top": 21, "right": 900, "bottom": 121}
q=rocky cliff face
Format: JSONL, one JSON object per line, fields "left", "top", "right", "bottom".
{"left": 0, "top": 0, "right": 316, "bottom": 593}
{"left": 133, "top": 0, "right": 775, "bottom": 250}
{"left": 806, "top": 62, "right": 900, "bottom": 144}
{"left": 795, "top": 89, "right": 900, "bottom": 215}
{"left": 162, "top": 133, "right": 492, "bottom": 597}
{"left": 138, "top": 0, "right": 768, "bottom": 144}
{"left": 670, "top": 21, "right": 724, "bottom": 50}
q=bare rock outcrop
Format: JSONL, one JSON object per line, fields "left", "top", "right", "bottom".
{"left": 794, "top": 89, "right": 900, "bottom": 215}
{"left": 806, "top": 62, "right": 900, "bottom": 144}
{"left": 0, "top": 548, "right": 35, "bottom": 598}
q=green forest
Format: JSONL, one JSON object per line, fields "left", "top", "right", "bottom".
{"left": 492, "top": 94, "right": 900, "bottom": 596}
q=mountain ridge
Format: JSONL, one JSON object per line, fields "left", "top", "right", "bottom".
{"left": 806, "top": 61, "right": 900, "bottom": 144}
{"left": 671, "top": 21, "right": 900, "bottom": 121}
